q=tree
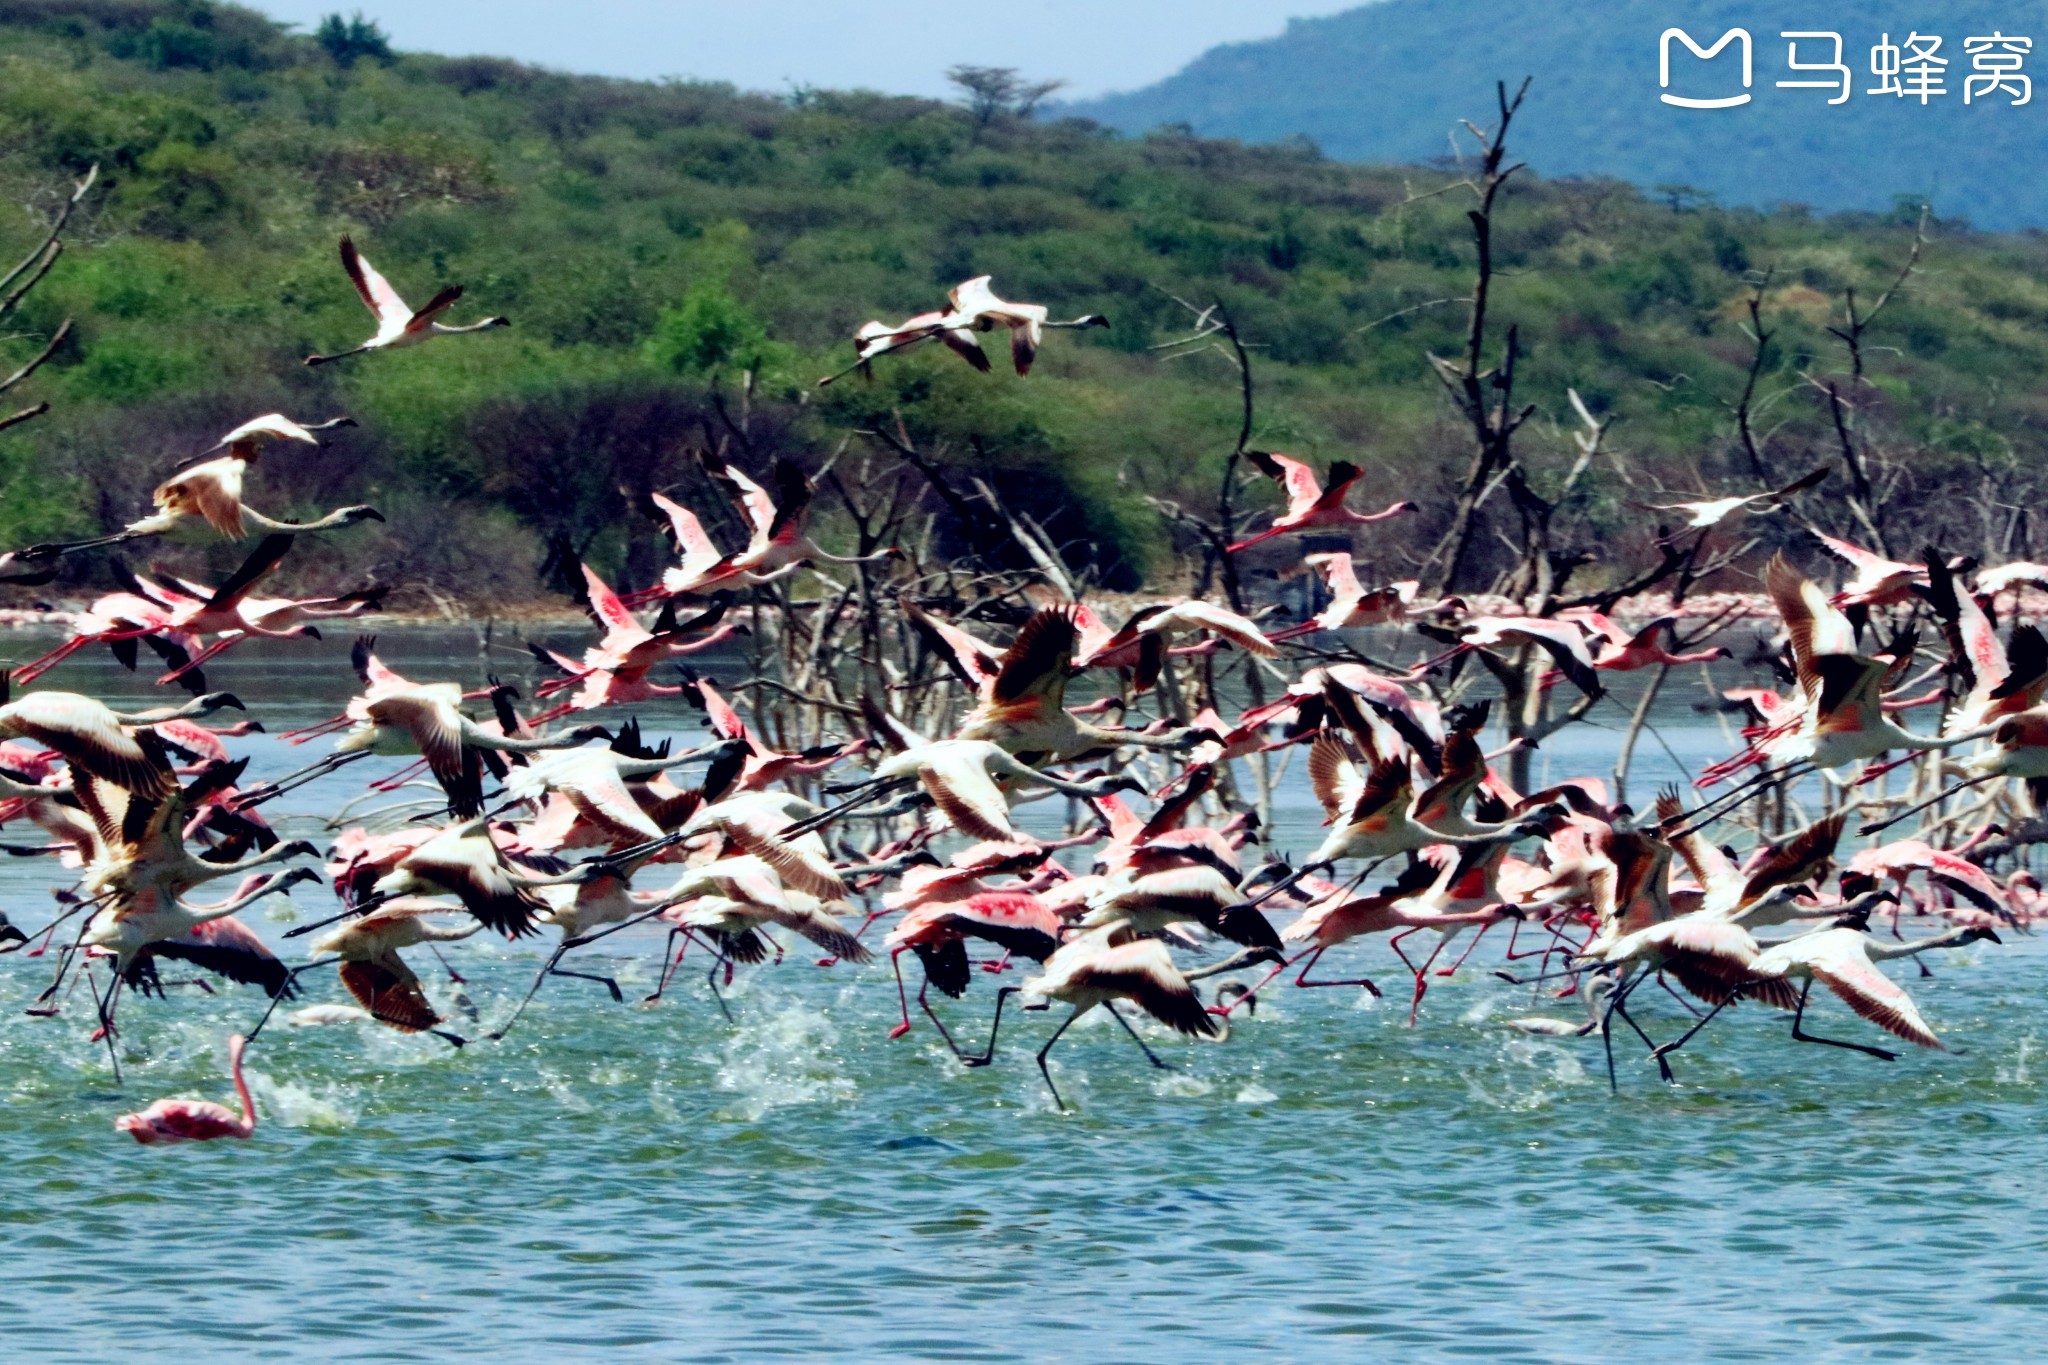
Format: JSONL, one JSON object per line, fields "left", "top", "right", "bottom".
{"left": 316, "top": 12, "right": 392, "bottom": 68}
{"left": 0, "top": 165, "right": 96, "bottom": 435}
{"left": 945, "top": 66, "right": 1066, "bottom": 127}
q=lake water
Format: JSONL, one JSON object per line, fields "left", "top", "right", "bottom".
{"left": 2, "top": 627, "right": 2042, "bottom": 1361}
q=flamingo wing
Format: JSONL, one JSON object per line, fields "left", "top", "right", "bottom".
{"left": 1076, "top": 939, "right": 1218, "bottom": 1036}
{"left": 338, "top": 955, "right": 442, "bottom": 1032}
{"left": 147, "top": 918, "right": 293, "bottom": 998}
{"left": 1248, "top": 450, "right": 1322, "bottom": 514}
{"left": 1811, "top": 951, "right": 1945, "bottom": 1049}
{"left": 404, "top": 283, "right": 465, "bottom": 332}
{"left": 339, "top": 237, "right": 412, "bottom": 334}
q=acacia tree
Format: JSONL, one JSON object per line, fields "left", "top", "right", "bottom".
{"left": 946, "top": 66, "right": 1067, "bottom": 127}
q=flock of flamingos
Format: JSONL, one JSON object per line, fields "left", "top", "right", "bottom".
{"left": 0, "top": 239, "right": 2035, "bottom": 1142}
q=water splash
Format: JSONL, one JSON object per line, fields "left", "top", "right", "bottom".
{"left": 711, "top": 997, "right": 857, "bottom": 1121}
{"left": 245, "top": 1067, "right": 355, "bottom": 1131}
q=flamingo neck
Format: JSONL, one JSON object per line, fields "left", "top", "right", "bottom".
{"left": 228, "top": 1037, "right": 255, "bottom": 1130}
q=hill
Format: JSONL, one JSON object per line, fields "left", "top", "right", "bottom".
{"left": 0, "top": 0, "right": 2046, "bottom": 608}
{"left": 1068, "top": 0, "right": 2048, "bottom": 230}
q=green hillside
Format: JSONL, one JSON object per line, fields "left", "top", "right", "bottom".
{"left": 1, "top": 1, "right": 2046, "bottom": 606}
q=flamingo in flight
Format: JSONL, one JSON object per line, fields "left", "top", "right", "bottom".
{"left": 1642, "top": 465, "right": 1828, "bottom": 531}
{"left": 969, "top": 926, "right": 1220, "bottom": 1111}
{"left": 23, "top": 414, "right": 380, "bottom": 557}
{"left": 1227, "top": 451, "right": 1416, "bottom": 554}
{"left": 817, "top": 310, "right": 990, "bottom": 387}
{"left": 306, "top": 236, "right": 508, "bottom": 365}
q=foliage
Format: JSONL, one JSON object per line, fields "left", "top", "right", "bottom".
{"left": 314, "top": 11, "right": 387, "bottom": 68}
{"left": 0, "top": 0, "right": 2043, "bottom": 606}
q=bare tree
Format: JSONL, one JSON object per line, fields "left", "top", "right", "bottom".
{"left": 0, "top": 165, "right": 95, "bottom": 434}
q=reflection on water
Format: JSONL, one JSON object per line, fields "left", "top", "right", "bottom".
{"left": 1, "top": 626, "right": 2040, "bottom": 1359}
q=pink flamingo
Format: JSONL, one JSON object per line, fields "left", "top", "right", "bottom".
{"left": 817, "top": 310, "right": 990, "bottom": 386}
{"left": 306, "top": 236, "right": 507, "bottom": 365}
{"left": 115, "top": 1033, "right": 258, "bottom": 1145}
{"left": 1270, "top": 555, "right": 1462, "bottom": 640}
{"left": 1227, "top": 451, "right": 1416, "bottom": 553}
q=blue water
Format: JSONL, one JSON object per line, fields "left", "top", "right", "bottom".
{"left": 1, "top": 630, "right": 2041, "bottom": 1361}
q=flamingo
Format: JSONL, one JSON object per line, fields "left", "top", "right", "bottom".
{"left": 938, "top": 275, "right": 1108, "bottom": 376}
{"left": 1654, "top": 920, "right": 2002, "bottom": 1066}
{"left": 1227, "top": 451, "right": 1416, "bottom": 554}
{"left": 820, "top": 737, "right": 1145, "bottom": 844}
{"left": 683, "top": 452, "right": 903, "bottom": 592}
{"left": 23, "top": 415, "right": 378, "bottom": 556}
{"left": 305, "top": 236, "right": 507, "bottom": 364}
{"left": 817, "top": 310, "right": 990, "bottom": 386}
{"left": 953, "top": 608, "right": 1212, "bottom": 761}
{"left": 0, "top": 683, "right": 248, "bottom": 796}
{"left": 298, "top": 900, "right": 480, "bottom": 1045}
{"left": 884, "top": 889, "right": 1064, "bottom": 1051}
{"left": 970, "top": 926, "right": 1220, "bottom": 1110}
{"left": 1814, "top": 532, "right": 1941, "bottom": 609}
{"left": 1555, "top": 610, "right": 1730, "bottom": 675}
{"left": 1641, "top": 465, "right": 1828, "bottom": 529}
{"left": 114, "top": 1034, "right": 257, "bottom": 1144}
{"left": 1270, "top": 556, "right": 1462, "bottom": 640}
{"left": 1686, "top": 554, "right": 1994, "bottom": 827}
{"left": 1069, "top": 598, "right": 1277, "bottom": 690}
{"left": 232, "top": 643, "right": 613, "bottom": 818}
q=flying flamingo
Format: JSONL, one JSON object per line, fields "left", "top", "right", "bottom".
{"left": 953, "top": 608, "right": 1214, "bottom": 761}
{"left": 1068, "top": 598, "right": 1277, "bottom": 690}
{"left": 885, "top": 889, "right": 1064, "bottom": 1051}
{"left": 1553, "top": 610, "right": 1730, "bottom": 678}
{"left": 1653, "top": 920, "right": 2002, "bottom": 1066}
{"left": 1227, "top": 451, "right": 1416, "bottom": 554}
{"left": 937, "top": 275, "right": 1108, "bottom": 376}
{"left": 1685, "top": 554, "right": 1996, "bottom": 829}
{"left": 1641, "top": 465, "right": 1828, "bottom": 531}
{"left": 305, "top": 236, "right": 508, "bottom": 364}
{"left": 114, "top": 1034, "right": 257, "bottom": 1144}
{"left": 293, "top": 899, "right": 480, "bottom": 1046}
{"left": 23, "top": 414, "right": 378, "bottom": 556}
{"left": 817, "top": 310, "right": 990, "bottom": 386}
{"left": 1270, "top": 555, "right": 1462, "bottom": 640}
{"left": 969, "top": 926, "right": 1220, "bottom": 1110}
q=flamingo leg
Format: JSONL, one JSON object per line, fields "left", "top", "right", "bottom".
{"left": 980, "top": 949, "right": 1013, "bottom": 976}
{"left": 489, "top": 943, "right": 570, "bottom": 1040}
{"left": 1293, "top": 945, "right": 1383, "bottom": 996}
{"left": 963, "top": 985, "right": 1019, "bottom": 1068}
{"left": 1606, "top": 973, "right": 1676, "bottom": 1084}
{"left": 1656, "top": 972, "right": 1706, "bottom": 1019}
{"left": 1205, "top": 950, "right": 1298, "bottom": 1017}
{"left": 916, "top": 977, "right": 966, "bottom": 1059}
{"left": 551, "top": 968, "right": 623, "bottom": 1002}
{"left": 1035, "top": 1005, "right": 1083, "bottom": 1111}
{"left": 1648, "top": 992, "right": 1735, "bottom": 1065}
{"left": 889, "top": 948, "right": 915, "bottom": 1040}
{"left": 1787, "top": 978, "right": 1897, "bottom": 1060}
{"left": 244, "top": 959, "right": 335, "bottom": 1043}
{"left": 647, "top": 927, "right": 693, "bottom": 1003}
{"left": 1388, "top": 928, "right": 1435, "bottom": 1027}
{"left": 1439, "top": 921, "right": 1494, "bottom": 975}
{"left": 705, "top": 953, "right": 734, "bottom": 1022}
{"left": 1103, "top": 1002, "right": 1172, "bottom": 1071}
{"left": 84, "top": 962, "right": 122, "bottom": 1084}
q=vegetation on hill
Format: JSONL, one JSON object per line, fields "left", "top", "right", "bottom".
{"left": 0, "top": 1, "right": 2045, "bottom": 609}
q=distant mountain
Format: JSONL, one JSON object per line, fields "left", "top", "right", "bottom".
{"left": 1066, "top": 0, "right": 2048, "bottom": 229}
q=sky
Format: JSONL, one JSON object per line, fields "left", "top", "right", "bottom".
{"left": 249, "top": 0, "right": 1365, "bottom": 101}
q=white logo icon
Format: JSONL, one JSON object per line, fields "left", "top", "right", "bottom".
{"left": 1661, "top": 27, "right": 1754, "bottom": 107}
